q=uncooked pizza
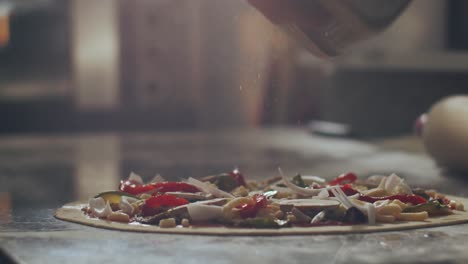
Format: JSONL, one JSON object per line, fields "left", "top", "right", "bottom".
{"left": 55, "top": 168, "right": 468, "bottom": 235}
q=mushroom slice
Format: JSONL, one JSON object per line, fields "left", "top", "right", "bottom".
{"left": 138, "top": 198, "right": 229, "bottom": 225}
{"left": 291, "top": 207, "right": 312, "bottom": 223}
{"left": 139, "top": 205, "right": 190, "bottom": 225}
{"left": 194, "top": 198, "right": 230, "bottom": 206}
{"left": 165, "top": 192, "right": 210, "bottom": 200}
{"left": 278, "top": 199, "right": 340, "bottom": 213}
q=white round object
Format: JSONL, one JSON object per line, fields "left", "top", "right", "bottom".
{"left": 422, "top": 95, "right": 468, "bottom": 171}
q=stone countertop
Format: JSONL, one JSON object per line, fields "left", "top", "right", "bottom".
{"left": 1, "top": 128, "right": 468, "bottom": 264}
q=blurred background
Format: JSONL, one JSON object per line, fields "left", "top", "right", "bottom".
{"left": 0, "top": 0, "right": 468, "bottom": 136}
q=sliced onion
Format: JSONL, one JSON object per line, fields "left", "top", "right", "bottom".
{"left": 374, "top": 200, "right": 390, "bottom": 212}
{"left": 310, "top": 210, "right": 326, "bottom": 224}
{"left": 377, "top": 176, "right": 387, "bottom": 189}
{"left": 278, "top": 168, "right": 331, "bottom": 197}
{"left": 366, "top": 175, "right": 386, "bottom": 186}
{"left": 317, "top": 189, "right": 330, "bottom": 198}
{"left": 302, "top": 175, "right": 327, "bottom": 184}
{"left": 119, "top": 196, "right": 138, "bottom": 215}
{"left": 384, "top": 173, "right": 412, "bottom": 195}
{"left": 128, "top": 172, "right": 143, "bottom": 184}
{"left": 366, "top": 203, "right": 376, "bottom": 225}
{"left": 187, "top": 177, "right": 234, "bottom": 198}
{"left": 149, "top": 174, "right": 165, "bottom": 184}
{"left": 187, "top": 203, "right": 224, "bottom": 221}
{"left": 165, "top": 192, "right": 209, "bottom": 200}
{"left": 89, "top": 197, "right": 105, "bottom": 208}
{"left": 384, "top": 173, "right": 400, "bottom": 193}
{"left": 89, "top": 197, "right": 113, "bottom": 218}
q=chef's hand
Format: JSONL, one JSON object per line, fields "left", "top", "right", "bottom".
{"left": 247, "top": 0, "right": 286, "bottom": 23}
{"left": 247, "top": 0, "right": 330, "bottom": 57}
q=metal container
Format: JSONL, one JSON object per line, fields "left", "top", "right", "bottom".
{"left": 249, "top": 0, "right": 411, "bottom": 57}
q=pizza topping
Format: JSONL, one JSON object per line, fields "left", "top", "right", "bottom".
{"left": 107, "top": 211, "right": 130, "bottom": 223}
{"left": 164, "top": 192, "right": 210, "bottom": 201}
{"left": 235, "top": 194, "right": 268, "bottom": 219}
{"left": 378, "top": 173, "right": 413, "bottom": 195}
{"left": 278, "top": 199, "right": 340, "bottom": 212}
{"left": 230, "top": 168, "right": 247, "bottom": 187}
{"left": 152, "top": 182, "right": 200, "bottom": 193}
{"left": 187, "top": 203, "right": 224, "bottom": 221}
{"left": 119, "top": 172, "right": 199, "bottom": 195}
{"left": 222, "top": 197, "right": 255, "bottom": 220}
{"left": 212, "top": 173, "right": 239, "bottom": 192}
{"left": 142, "top": 194, "right": 189, "bottom": 216}
{"left": 301, "top": 175, "right": 327, "bottom": 185}
{"left": 310, "top": 210, "right": 326, "bottom": 224}
{"left": 94, "top": 191, "right": 140, "bottom": 205}
{"left": 279, "top": 168, "right": 333, "bottom": 196}
{"left": 119, "top": 196, "right": 138, "bottom": 215}
{"left": 329, "top": 172, "right": 358, "bottom": 186}
{"left": 119, "top": 180, "right": 155, "bottom": 195}
{"left": 366, "top": 203, "right": 376, "bottom": 225}
{"left": 145, "top": 194, "right": 189, "bottom": 208}
{"left": 342, "top": 207, "right": 367, "bottom": 224}
{"left": 335, "top": 184, "right": 360, "bottom": 196}
{"left": 119, "top": 180, "right": 200, "bottom": 196}
{"left": 159, "top": 218, "right": 177, "bottom": 228}
{"left": 358, "top": 194, "right": 427, "bottom": 205}
{"left": 291, "top": 174, "right": 307, "bottom": 188}
{"left": 81, "top": 168, "right": 464, "bottom": 229}
{"left": 88, "top": 197, "right": 113, "bottom": 218}
{"left": 187, "top": 177, "right": 235, "bottom": 198}
{"left": 181, "top": 218, "right": 190, "bottom": 227}
{"left": 149, "top": 174, "right": 165, "bottom": 184}
{"left": 201, "top": 169, "right": 247, "bottom": 192}
{"left": 236, "top": 218, "right": 289, "bottom": 228}
{"left": 128, "top": 172, "right": 144, "bottom": 185}
{"left": 290, "top": 207, "right": 312, "bottom": 223}
{"left": 403, "top": 199, "right": 452, "bottom": 216}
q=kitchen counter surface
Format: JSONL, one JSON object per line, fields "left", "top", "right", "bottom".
{"left": 1, "top": 128, "right": 468, "bottom": 264}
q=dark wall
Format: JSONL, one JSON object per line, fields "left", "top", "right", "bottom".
{"left": 447, "top": 0, "right": 468, "bottom": 50}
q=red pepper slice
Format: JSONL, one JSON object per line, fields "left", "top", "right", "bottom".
{"left": 145, "top": 194, "right": 189, "bottom": 208}
{"left": 327, "top": 184, "right": 359, "bottom": 197}
{"left": 340, "top": 184, "right": 359, "bottom": 196}
{"left": 119, "top": 180, "right": 199, "bottom": 195}
{"left": 119, "top": 180, "right": 156, "bottom": 195}
{"left": 329, "top": 172, "right": 358, "bottom": 186}
{"left": 142, "top": 194, "right": 189, "bottom": 216}
{"left": 358, "top": 194, "right": 427, "bottom": 205}
{"left": 230, "top": 169, "right": 247, "bottom": 187}
{"left": 236, "top": 194, "right": 267, "bottom": 218}
{"left": 327, "top": 185, "right": 426, "bottom": 205}
{"left": 151, "top": 182, "right": 199, "bottom": 193}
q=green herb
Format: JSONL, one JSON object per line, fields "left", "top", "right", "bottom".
{"left": 412, "top": 188, "right": 431, "bottom": 201}
{"left": 403, "top": 200, "right": 451, "bottom": 216}
{"left": 292, "top": 174, "right": 307, "bottom": 188}
{"left": 214, "top": 173, "right": 238, "bottom": 192}
{"left": 263, "top": 190, "right": 278, "bottom": 199}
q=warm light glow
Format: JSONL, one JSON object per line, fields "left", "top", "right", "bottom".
{"left": 71, "top": 0, "right": 120, "bottom": 109}
{"left": 0, "top": 14, "right": 9, "bottom": 48}
{"left": 74, "top": 135, "right": 120, "bottom": 200}
{"left": 0, "top": 192, "right": 12, "bottom": 224}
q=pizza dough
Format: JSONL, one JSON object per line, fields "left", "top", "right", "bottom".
{"left": 55, "top": 195, "right": 468, "bottom": 236}
{"left": 423, "top": 95, "right": 468, "bottom": 171}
